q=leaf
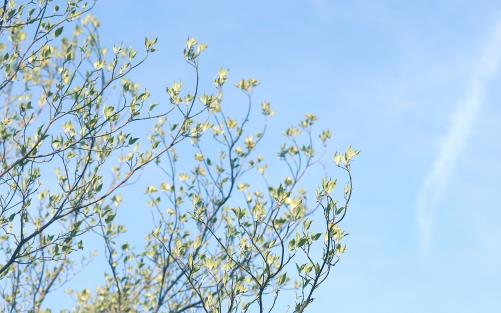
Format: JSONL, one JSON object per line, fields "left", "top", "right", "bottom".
{"left": 303, "top": 219, "right": 312, "bottom": 231}
{"left": 54, "top": 26, "right": 63, "bottom": 38}
{"left": 277, "top": 273, "right": 287, "bottom": 285}
{"left": 105, "top": 213, "right": 115, "bottom": 223}
{"left": 145, "top": 185, "right": 157, "bottom": 194}
{"left": 297, "top": 237, "right": 308, "bottom": 248}
{"left": 312, "top": 233, "right": 322, "bottom": 241}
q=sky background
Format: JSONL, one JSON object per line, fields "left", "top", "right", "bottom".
{"left": 54, "top": 1, "right": 501, "bottom": 312}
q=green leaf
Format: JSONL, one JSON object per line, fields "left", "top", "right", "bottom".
{"left": 277, "top": 273, "right": 287, "bottom": 285}
{"left": 54, "top": 26, "right": 63, "bottom": 38}
{"left": 312, "top": 233, "right": 322, "bottom": 241}
{"left": 297, "top": 237, "right": 308, "bottom": 248}
{"left": 105, "top": 213, "right": 115, "bottom": 223}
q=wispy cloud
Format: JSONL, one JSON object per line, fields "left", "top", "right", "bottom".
{"left": 417, "top": 21, "right": 501, "bottom": 255}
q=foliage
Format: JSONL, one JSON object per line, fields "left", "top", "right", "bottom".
{"left": 0, "top": 1, "right": 358, "bottom": 312}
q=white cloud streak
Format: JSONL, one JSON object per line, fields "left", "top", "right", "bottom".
{"left": 417, "top": 21, "right": 501, "bottom": 255}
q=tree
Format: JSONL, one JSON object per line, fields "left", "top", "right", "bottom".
{"left": 0, "top": 1, "right": 358, "bottom": 312}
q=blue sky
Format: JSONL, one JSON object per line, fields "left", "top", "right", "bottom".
{"left": 55, "top": 1, "right": 501, "bottom": 312}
